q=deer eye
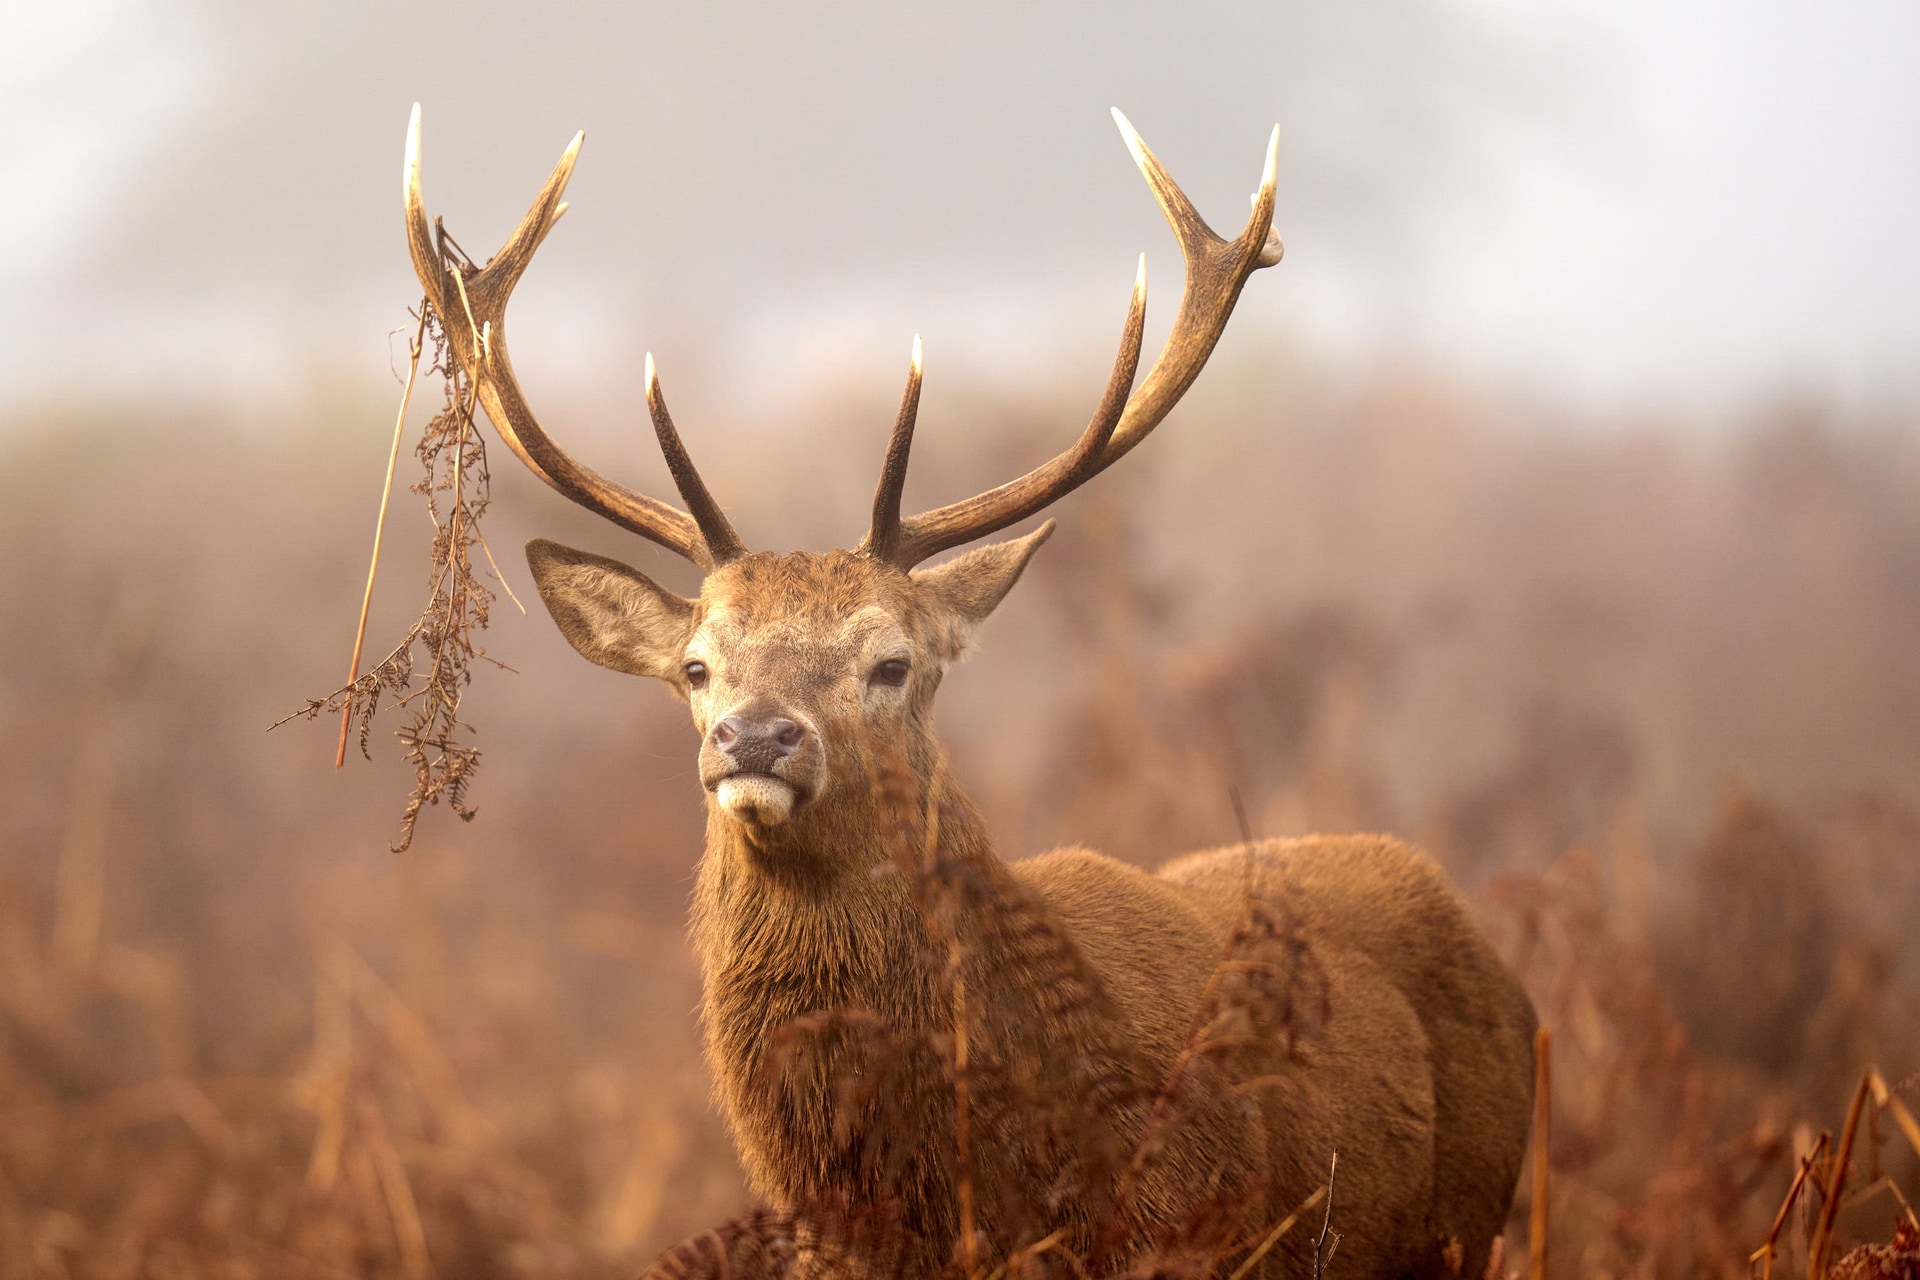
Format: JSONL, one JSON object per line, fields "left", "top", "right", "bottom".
{"left": 684, "top": 661, "right": 709, "bottom": 690}
{"left": 870, "top": 659, "right": 910, "bottom": 688}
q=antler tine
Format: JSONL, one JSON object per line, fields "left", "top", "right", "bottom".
{"left": 875, "top": 256, "right": 1148, "bottom": 569}
{"left": 874, "top": 111, "right": 1279, "bottom": 569}
{"left": 403, "top": 104, "right": 734, "bottom": 570}
{"left": 1092, "top": 115, "right": 1282, "bottom": 471}
{"left": 857, "top": 336, "right": 925, "bottom": 563}
{"left": 646, "top": 354, "right": 747, "bottom": 564}
{"left": 1111, "top": 108, "right": 1214, "bottom": 255}
{"left": 404, "top": 104, "right": 580, "bottom": 354}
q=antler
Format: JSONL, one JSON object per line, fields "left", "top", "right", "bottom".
{"left": 859, "top": 109, "right": 1283, "bottom": 569}
{"left": 402, "top": 104, "right": 746, "bottom": 569}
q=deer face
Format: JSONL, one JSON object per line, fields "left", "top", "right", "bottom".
{"left": 524, "top": 528, "right": 1050, "bottom": 830}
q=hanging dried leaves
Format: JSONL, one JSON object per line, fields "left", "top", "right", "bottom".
{"left": 275, "top": 295, "right": 511, "bottom": 851}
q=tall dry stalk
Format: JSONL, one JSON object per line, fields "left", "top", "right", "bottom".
{"left": 1808, "top": 1074, "right": 1873, "bottom": 1279}
{"left": 1754, "top": 1133, "right": 1829, "bottom": 1280}
{"left": 336, "top": 307, "right": 429, "bottom": 769}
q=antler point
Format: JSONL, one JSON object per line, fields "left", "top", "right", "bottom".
{"left": 404, "top": 104, "right": 423, "bottom": 202}
{"left": 1111, "top": 107, "right": 1148, "bottom": 168}
{"left": 553, "top": 133, "right": 584, "bottom": 190}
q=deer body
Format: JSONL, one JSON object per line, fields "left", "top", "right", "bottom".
{"left": 696, "top": 763, "right": 1535, "bottom": 1278}
{"left": 399, "top": 105, "right": 1537, "bottom": 1277}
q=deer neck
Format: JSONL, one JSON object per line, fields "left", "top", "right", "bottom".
{"left": 691, "top": 757, "right": 998, "bottom": 1029}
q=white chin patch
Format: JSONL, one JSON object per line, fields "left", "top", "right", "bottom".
{"left": 716, "top": 775, "right": 798, "bottom": 826}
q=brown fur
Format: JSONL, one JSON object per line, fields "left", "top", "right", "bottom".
{"left": 524, "top": 534, "right": 1536, "bottom": 1278}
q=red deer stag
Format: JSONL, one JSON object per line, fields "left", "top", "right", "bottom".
{"left": 401, "top": 104, "right": 1536, "bottom": 1278}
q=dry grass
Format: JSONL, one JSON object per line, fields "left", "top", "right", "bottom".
{"left": 1, "top": 362, "right": 1917, "bottom": 1276}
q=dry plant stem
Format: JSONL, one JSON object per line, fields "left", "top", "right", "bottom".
{"left": 473, "top": 523, "right": 525, "bottom": 614}
{"left": 445, "top": 404, "right": 469, "bottom": 673}
{"left": 1753, "top": 1132, "right": 1829, "bottom": 1280}
{"left": 338, "top": 305, "right": 429, "bottom": 768}
{"left": 996, "top": 1229, "right": 1066, "bottom": 1280}
{"left": 1531, "top": 1025, "right": 1551, "bottom": 1280}
{"left": 1226, "top": 1183, "right": 1327, "bottom": 1280}
{"left": 304, "top": 936, "right": 355, "bottom": 1191}
{"left": 1868, "top": 1070, "right": 1920, "bottom": 1167}
{"left": 1228, "top": 781, "right": 1254, "bottom": 845}
{"left": 921, "top": 754, "right": 947, "bottom": 878}
{"left": 1313, "top": 1151, "right": 1340, "bottom": 1280}
{"left": 1808, "top": 1072, "right": 1873, "bottom": 1280}
{"left": 1847, "top": 1177, "right": 1920, "bottom": 1232}
{"left": 360, "top": 1099, "right": 434, "bottom": 1280}
{"left": 444, "top": 291, "right": 524, "bottom": 623}
{"left": 1887, "top": 1182, "right": 1920, "bottom": 1234}
{"left": 443, "top": 273, "right": 479, "bottom": 673}
{"left": 1029, "top": 1236, "right": 1094, "bottom": 1280}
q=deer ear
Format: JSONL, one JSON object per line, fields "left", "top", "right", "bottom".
{"left": 524, "top": 539, "right": 696, "bottom": 680}
{"left": 911, "top": 520, "right": 1054, "bottom": 658}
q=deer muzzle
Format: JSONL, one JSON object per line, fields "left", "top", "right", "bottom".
{"left": 702, "top": 704, "right": 819, "bottom": 827}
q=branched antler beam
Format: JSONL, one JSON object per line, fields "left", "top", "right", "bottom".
{"left": 402, "top": 105, "right": 1280, "bottom": 574}
{"left": 860, "top": 110, "right": 1283, "bottom": 569}
{"left": 402, "top": 104, "right": 743, "bottom": 569}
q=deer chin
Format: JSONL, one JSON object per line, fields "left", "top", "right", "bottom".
{"left": 715, "top": 774, "right": 799, "bottom": 827}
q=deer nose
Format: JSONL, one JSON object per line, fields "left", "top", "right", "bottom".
{"left": 712, "top": 713, "right": 805, "bottom": 772}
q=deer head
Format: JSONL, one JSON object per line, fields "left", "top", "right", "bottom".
{"left": 401, "top": 104, "right": 1281, "bottom": 848}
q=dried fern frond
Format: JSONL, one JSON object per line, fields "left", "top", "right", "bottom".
{"left": 275, "top": 297, "right": 510, "bottom": 851}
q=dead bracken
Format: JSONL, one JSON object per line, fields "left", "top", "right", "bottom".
{"left": 274, "top": 288, "right": 508, "bottom": 852}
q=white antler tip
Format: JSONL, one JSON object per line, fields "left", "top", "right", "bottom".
{"left": 1261, "top": 124, "right": 1280, "bottom": 192}
{"left": 910, "top": 334, "right": 923, "bottom": 375}
{"left": 1111, "top": 107, "right": 1148, "bottom": 167}
{"left": 404, "top": 103, "right": 423, "bottom": 196}
{"left": 1135, "top": 252, "right": 1147, "bottom": 289}
{"left": 645, "top": 351, "right": 658, "bottom": 390}
{"left": 551, "top": 131, "right": 584, "bottom": 191}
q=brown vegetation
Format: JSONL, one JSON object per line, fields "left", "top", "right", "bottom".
{"left": 1, "top": 363, "right": 1918, "bottom": 1276}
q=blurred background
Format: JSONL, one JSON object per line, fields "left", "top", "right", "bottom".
{"left": 3, "top": 1, "right": 1918, "bottom": 1275}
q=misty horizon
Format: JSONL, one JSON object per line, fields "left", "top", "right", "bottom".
{"left": 2, "top": 0, "right": 1917, "bottom": 427}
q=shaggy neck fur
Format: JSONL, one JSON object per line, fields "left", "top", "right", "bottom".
{"left": 691, "top": 751, "right": 980, "bottom": 1203}
{"left": 688, "top": 751, "right": 1135, "bottom": 1267}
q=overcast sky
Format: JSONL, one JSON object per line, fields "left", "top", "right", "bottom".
{"left": 1, "top": 0, "right": 1915, "bottom": 423}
